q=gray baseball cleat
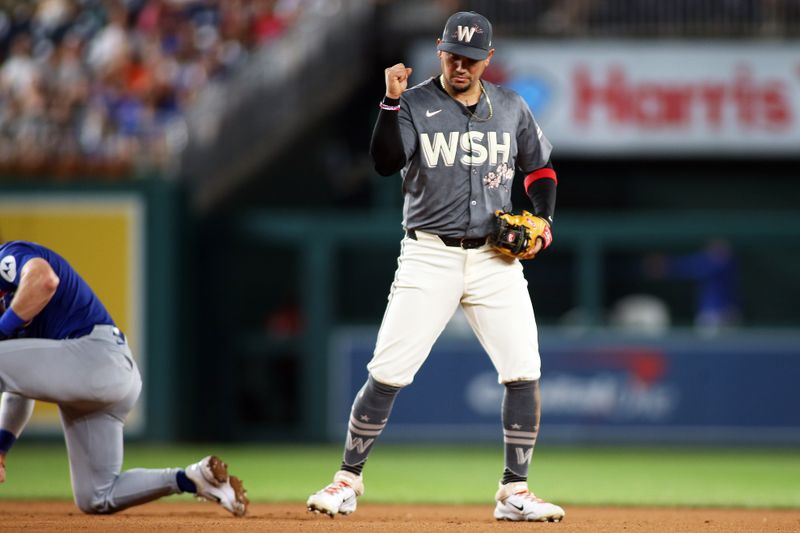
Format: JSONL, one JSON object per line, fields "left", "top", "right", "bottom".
{"left": 185, "top": 455, "right": 249, "bottom": 517}
{"left": 494, "top": 481, "right": 565, "bottom": 522}
{"left": 306, "top": 470, "right": 364, "bottom": 517}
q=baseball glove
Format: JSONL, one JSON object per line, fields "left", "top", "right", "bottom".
{"left": 489, "top": 210, "right": 553, "bottom": 260}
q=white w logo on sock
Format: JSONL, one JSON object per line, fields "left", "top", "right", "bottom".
{"left": 346, "top": 433, "right": 375, "bottom": 454}
{"left": 515, "top": 447, "right": 533, "bottom": 465}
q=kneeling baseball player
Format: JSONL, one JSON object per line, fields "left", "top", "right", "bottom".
{"left": 307, "top": 11, "right": 564, "bottom": 522}
{"left": 0, "top": 240, "right": 248, "bottom": 516}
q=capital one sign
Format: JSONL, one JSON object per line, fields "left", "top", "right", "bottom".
{"left": 502, "top": 42, "right": 800, "bottom": 155}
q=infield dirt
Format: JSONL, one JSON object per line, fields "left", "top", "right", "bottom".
{"left": 0, "top": 501, "right": 798, "bottom": 532}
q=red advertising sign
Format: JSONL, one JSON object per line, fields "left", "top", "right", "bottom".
{"left": 410, "top": 41, "right": 800, "bottom": 155}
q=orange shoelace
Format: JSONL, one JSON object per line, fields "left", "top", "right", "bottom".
{"left": 324, "top": 481, "right": 351, "bottom": 495}
{"left": 514, "top": 490, "right": 545, "bottom": 503}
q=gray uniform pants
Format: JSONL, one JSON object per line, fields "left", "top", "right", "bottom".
{"left": 0, "top": 326, "right": 181, "bottom": 513}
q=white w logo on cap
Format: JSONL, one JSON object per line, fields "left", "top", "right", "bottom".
{"left": 457, "top": 25, "right": 477, "bottom": 42}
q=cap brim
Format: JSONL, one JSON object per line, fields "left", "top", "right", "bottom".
{"left": 437, "top": 41, "right": 489, "bottom": 61}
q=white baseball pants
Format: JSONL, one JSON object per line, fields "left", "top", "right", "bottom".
{"left": 367, "top": 230, "right": 541, "bottom": 387}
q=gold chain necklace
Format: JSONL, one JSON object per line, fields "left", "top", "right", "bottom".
{"left": 439, "top": 75, "right": 493, "bottom": 122}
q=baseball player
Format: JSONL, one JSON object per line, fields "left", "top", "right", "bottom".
{"left": 0, "top": 240, "right": 248, "bottom": 516}
{"left": 307, "top": 11, "right": 564, "bottom": 522}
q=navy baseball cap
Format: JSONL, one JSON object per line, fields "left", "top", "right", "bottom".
{"left": 437, "top": 11, "right": 493, "bottom": 61}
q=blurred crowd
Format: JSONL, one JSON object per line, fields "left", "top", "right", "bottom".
{"left": 3, "top": 0, "right": 799, "bottom": 181}
{"left": 0, "top": 0, "right": 303, "bottom": 179}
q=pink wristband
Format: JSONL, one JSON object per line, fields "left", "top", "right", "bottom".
{"left": 379, "top": 102, "right": 400, "bottom": 111}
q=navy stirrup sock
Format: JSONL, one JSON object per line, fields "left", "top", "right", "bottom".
{"left": 176, "top": 470, "right": 197, "bottom": 493}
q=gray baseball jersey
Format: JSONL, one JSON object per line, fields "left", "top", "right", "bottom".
{"left": 397, "top": 77, "right": 552, "bottom": 239}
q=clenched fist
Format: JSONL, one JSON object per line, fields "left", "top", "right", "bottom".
{"left": 385, "top": 63, "right": 413, "bottom": 99}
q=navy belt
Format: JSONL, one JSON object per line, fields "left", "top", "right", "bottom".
{"left": 406, "top": 229, "right": 487, "bottom": 249}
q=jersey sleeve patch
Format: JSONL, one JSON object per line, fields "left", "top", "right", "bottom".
{"left": 1, "top": 255, "right": 17, "bottom": 283}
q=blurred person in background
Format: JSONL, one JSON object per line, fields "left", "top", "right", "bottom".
{"left": 86, "top": 0, "right": 129, "bottom": 76}
{"left": 643, "top": 239, "right": 741, "bottom": 335}
{"left": 0, "top": 33, "right": 40, "bottom": 99}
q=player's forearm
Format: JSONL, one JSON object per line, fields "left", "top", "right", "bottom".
{"left": 9, "top": 258, "right": 59, "bottom": 321}
{"left": 370, "top": 97, "right": 406, "bottom": 176}
{"left": 524, "top": 162, "right": 557, "bottom": 225}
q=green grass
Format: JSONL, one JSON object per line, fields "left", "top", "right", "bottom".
{"left": 1, "top": 443, "right": 798, "bottom": 508}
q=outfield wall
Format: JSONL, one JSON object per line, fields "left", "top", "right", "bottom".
{"left": 237, "top": 210, "right": 800, "bottom": 442}
{"left": 329, "top": 327, "right": 800, "bottom": 445}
